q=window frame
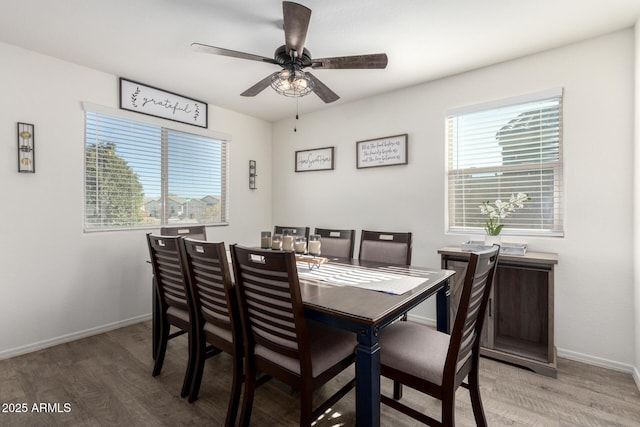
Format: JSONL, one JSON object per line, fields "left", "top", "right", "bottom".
{"left": 445, "top": 89, "right": 564, "bottom": 237}
{"left": 82, "top": 103, "right": 230, "bottom": 232}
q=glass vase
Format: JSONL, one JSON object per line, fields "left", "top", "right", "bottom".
{"left": 484, "top": 235, "right": 502, "bottom": 246}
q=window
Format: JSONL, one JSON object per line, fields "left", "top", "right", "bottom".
{"left": 446, "top": 89, "right": 563, "bottom": 236}
{"left": 84, "top": 111, "right": 228, "bottom": 231}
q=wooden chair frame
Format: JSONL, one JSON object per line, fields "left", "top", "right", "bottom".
{"left": 380, "top": 246, "right": 500, "bottom": 426}
{"left": 180, "top": 238, "right": 243, "bottom": 426}
{"left": 151, "top": 226, "right": 206, "bottom": 360}
{"left": 146, "top": 233, "right": 195, "bottom": 398}
{"left": 230, "top": 245, "right": 356, "bottom": 427}
{"left": 160, "top": 225, "right": 207, "bottom": 240}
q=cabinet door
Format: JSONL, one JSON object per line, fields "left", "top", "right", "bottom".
{"left": 446, "top": 259, "right": 492, "bottom": 349}
{"left": 493, "top": 265, "right": 549, "bottom": 362}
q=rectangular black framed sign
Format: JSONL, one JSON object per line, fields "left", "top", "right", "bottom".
{"left": 119, "top": 78, "right": 208, "bottom": 128}
{"left": 356, "top": 134, "right": 408, "bottom": 169}
{"left": 295, "top": 147, "right": 334, "bottom": 172}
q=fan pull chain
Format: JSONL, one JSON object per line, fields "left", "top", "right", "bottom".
{"left": 294, "top": 98, "right": 299, "bottom": 132}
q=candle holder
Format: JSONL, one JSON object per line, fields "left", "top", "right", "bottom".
{"left": 282, "top": 229, "right": 294, "bottom": 251}
{"left": 308, "top": 234, "right": 321, "bottom": 257}
{"left": 294, "top": 236, "right": 307, "bottom": 254}
{"left": 260, "top": 231, "right": 271, "bottom": 249}
{"left": 271, "top": 233, "right": 283, "bottom": 250}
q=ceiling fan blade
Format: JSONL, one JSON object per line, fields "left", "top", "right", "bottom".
{"left": 311, "top": 53, "right": 388, "bottom": 69}
{"left": 283, "top": 1, "right": 311, "bottom": 57}
{"left": 191, "top": 43, "right": 277, "bottom": 64}
{"left": 306, "top": 72, "right": 339, "bottom": 103}
{"left": 240, "top": 72, "right": 280, "bottom": 97}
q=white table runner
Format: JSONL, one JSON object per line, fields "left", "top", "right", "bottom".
{"left": 296, "top": 262, "right": 427, "bottom": 295}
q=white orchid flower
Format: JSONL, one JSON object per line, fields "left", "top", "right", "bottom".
{"left": 479, "top": 193, "right": 529, "bottom": 236}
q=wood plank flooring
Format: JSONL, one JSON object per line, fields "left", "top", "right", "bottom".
{"left": 1, "top": 321, "right": 639, "bottom": 426}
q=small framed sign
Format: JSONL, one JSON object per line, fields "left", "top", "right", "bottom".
{"left": 119, "top": 78, "right": 208, "bottom": 128}
{"left": 356, "top": 133, "right": 408, "bottom": 169}
{"left": 295, "top": 147, "right": 334, "bottom": 172}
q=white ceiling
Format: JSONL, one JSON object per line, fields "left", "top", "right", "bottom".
{"left": 2, "top": 0, "right": 639, "bottom": 122}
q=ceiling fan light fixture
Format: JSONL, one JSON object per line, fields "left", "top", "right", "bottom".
{"left": 270, "top": 67, "right": 314, "bottom": 97}
{"left": 193, "top": 2, "right": 383, "bottom": 104}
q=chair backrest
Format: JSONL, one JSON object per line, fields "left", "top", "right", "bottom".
{"left": 314, "top": 228, "right": 356, "bottom": 259}
{"left": 160, "top": 225, "right": 207, "bottom": 241}
{"left": 147, "top": 233, "right": 191, "bottom": 314}
{"left": 359, "top": 230, "right": 412, "bottom": 265}
{"left": 274, "top": 225, "right": 310, "bottom": 240}
{"left": 181, "top": 238, "right": 239, "bottom": 348}
{"left": 230, "top": 245, "right": 311, "bottom": 375}
{"left": 446, "top": 245, "right": 500, "bottom": 381}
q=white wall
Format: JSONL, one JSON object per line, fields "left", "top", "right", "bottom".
{"left": 273, "top": 30, "right": 636, "bottom": 369}
{"left": 634, "top": 19, "right": 640, "bottom": 385}
{"left": 1, "top": 28, "right": 636, "bottom": 373}
{"left": 0, "top": 42, "right": 273, "bottom": 358}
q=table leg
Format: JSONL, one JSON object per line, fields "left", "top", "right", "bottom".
{"left": 436, "top": 278, "right": 450, "bottom": 333}
{"left": 355, "top": 325, "right": 380, "bottom": 427}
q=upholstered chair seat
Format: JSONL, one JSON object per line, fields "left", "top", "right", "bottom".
{"left": 381, "top": 322, "right": 449, "bottom": 386}
{"left": 254, "top": 320, "right": 357, "bottom": 377}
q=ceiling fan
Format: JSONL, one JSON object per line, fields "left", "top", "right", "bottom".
{"left": 191, "top": 1, "right": 388, "bottom": 103}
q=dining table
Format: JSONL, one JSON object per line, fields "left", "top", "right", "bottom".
{"left": 151, "top": 254, "right": 454, "bottom": 427}
{"left": 296, "top": 257, "right": 453, "bottom": 427}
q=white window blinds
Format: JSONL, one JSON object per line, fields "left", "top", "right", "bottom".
{"left": 85, "top": 111, "right": 228, "bottom": 231}
{"left": 446, "top": 90, "right": 564, "bottom": 236}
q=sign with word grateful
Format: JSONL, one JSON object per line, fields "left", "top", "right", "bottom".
{"left": 119, "top": 78, "right": 208, "bottom": 128}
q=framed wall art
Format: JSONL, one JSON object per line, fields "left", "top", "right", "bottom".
{"left": 119, "top": 78, "right": 208, "bottom": 128}
{"left": 295, "top": 146, "right": 334, "bottom": 172}
{"left": 356, "top": 133, "right": 408, "bottom": 169}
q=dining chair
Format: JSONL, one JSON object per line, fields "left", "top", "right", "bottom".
{"left": 181, "top": 238, "right": 243, "bottom": 426}
{"left": 230, "top": 245, "right": 357, "bottom": 427}
{"left": 160, "top": 225, "right": 207, "bottom": 240}
{"left": 273, "top": 225, "right": 310, "bottom": 240}
{"left": 359, "top": 230, "right": 412, "bottom": 265}
{"left": 146, "top": 233, "right": 195, "bottom": 398}
{"left": 150, "top": 225, "right": 206, "bottom": 360}
{"left": 313, "top": 228, "right": 356, "bottom": 259}
{"left": 378, "top": 245, "right": 500, "bottom": 426}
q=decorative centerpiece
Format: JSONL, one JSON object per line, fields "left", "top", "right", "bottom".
{"left": 479, "top": 192, "right": 530, "bottom": 245}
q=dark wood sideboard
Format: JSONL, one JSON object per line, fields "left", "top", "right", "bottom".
{"left": 438, "top": 246, "right": 558, "bottom": 377}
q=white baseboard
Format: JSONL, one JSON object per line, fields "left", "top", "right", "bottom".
{"left": 556, "top": 348, "right": 636, "bottom": 375}
{"left": 406, "top": 313, "right": 437, "bottom": 328}
{"left": 0, "top": 313, "right": 152, "bottom": 361}
{"left": 633, "top": 366, "right": 640, "bottom": 390}
{"left": 407, "top": 313, "right": 639, "bottom": 390}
